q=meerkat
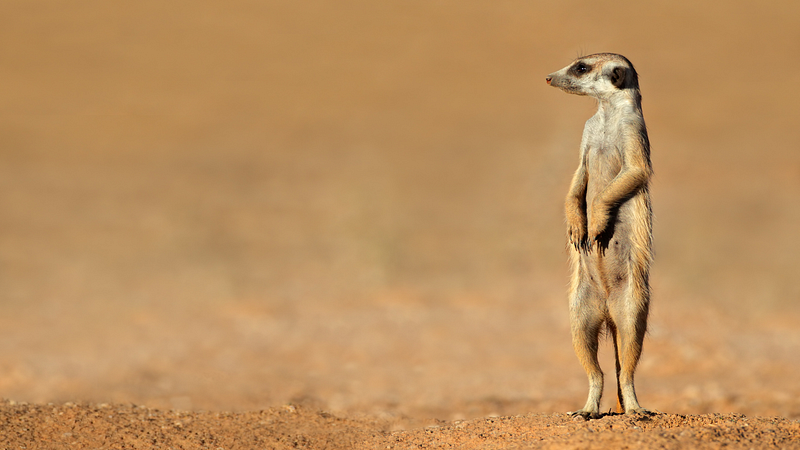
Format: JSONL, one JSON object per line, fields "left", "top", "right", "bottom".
{"left": 545, "top": 53, "right": 653, "bottom": 419}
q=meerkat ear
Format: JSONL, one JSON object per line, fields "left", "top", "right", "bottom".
{"left": 610, "top": 66, "right": 627, "bottom": 89}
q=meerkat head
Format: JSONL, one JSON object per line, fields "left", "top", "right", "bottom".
{"left": 546, "top": 53, "right": 639, "bottom": 99}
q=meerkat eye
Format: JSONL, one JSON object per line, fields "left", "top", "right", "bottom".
{"left": 571, "top": 62, "right": 591, "bottom": 76}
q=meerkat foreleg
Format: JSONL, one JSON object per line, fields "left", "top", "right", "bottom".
{"left": 588, "top": 169, "right": 648, "bottom": 242}
{"left": 587, "top": 135, "right": 650, "bottom": 246}
{"left": 565, "top": 156, "right": 589, "bottom": 251}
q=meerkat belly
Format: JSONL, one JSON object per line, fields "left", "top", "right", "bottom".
{"left": 581, "top": 208, "right": 636, "bottom": 295}
{"left": 583, "top": 144, "right": 634, "bottom": 293}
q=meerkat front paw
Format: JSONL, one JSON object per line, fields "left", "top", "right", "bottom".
{"left": 565, "top": 203, "right": 588, "bottom": 251}
{"left": 566, "top": 210, "right": 588, "bottom": 251}
{"left": 588, "top": 210, "right": 609, "bottom": 245}
{"left": 568, "top": 221, "right": 588, "bottom": 251}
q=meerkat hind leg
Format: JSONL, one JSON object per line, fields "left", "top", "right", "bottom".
{"left": 609, "top": 296, "right": 652, "bottom": 415}
{"left": 568, "top": 286, "right": 605, "bottom": 419}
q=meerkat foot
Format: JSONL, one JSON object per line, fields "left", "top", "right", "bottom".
{"left": 569, "top": 409, "right": 602, "bottom": 420}
{"left": 625, "top": 407, "right": 656, "bottom": 416}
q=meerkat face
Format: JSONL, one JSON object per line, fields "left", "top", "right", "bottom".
{"left": 546, "top": 53, "right": 638, "bottom": 99}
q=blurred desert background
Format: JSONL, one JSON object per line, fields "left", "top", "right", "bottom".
{"left": 1, "top": 0, "right": 799, "bottom": 423}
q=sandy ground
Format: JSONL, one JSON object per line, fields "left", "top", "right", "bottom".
{"left": 2, "top": 402, "right": 800, "bottom": 449}
{"left": 1, "top": 0, "right": 800, "bottom": 448}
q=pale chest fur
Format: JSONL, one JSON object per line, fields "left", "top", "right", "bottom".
{"left": 581, "top": 112, "right": 625, "bottom": 211}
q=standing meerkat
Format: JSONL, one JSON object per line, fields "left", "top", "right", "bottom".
{"left": 545, "top": 53, "right": 653, "bottom": 419}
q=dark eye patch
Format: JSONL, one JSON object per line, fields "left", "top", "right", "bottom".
{"left": 569, "top": 62, "right": 592, "bottom": 77}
